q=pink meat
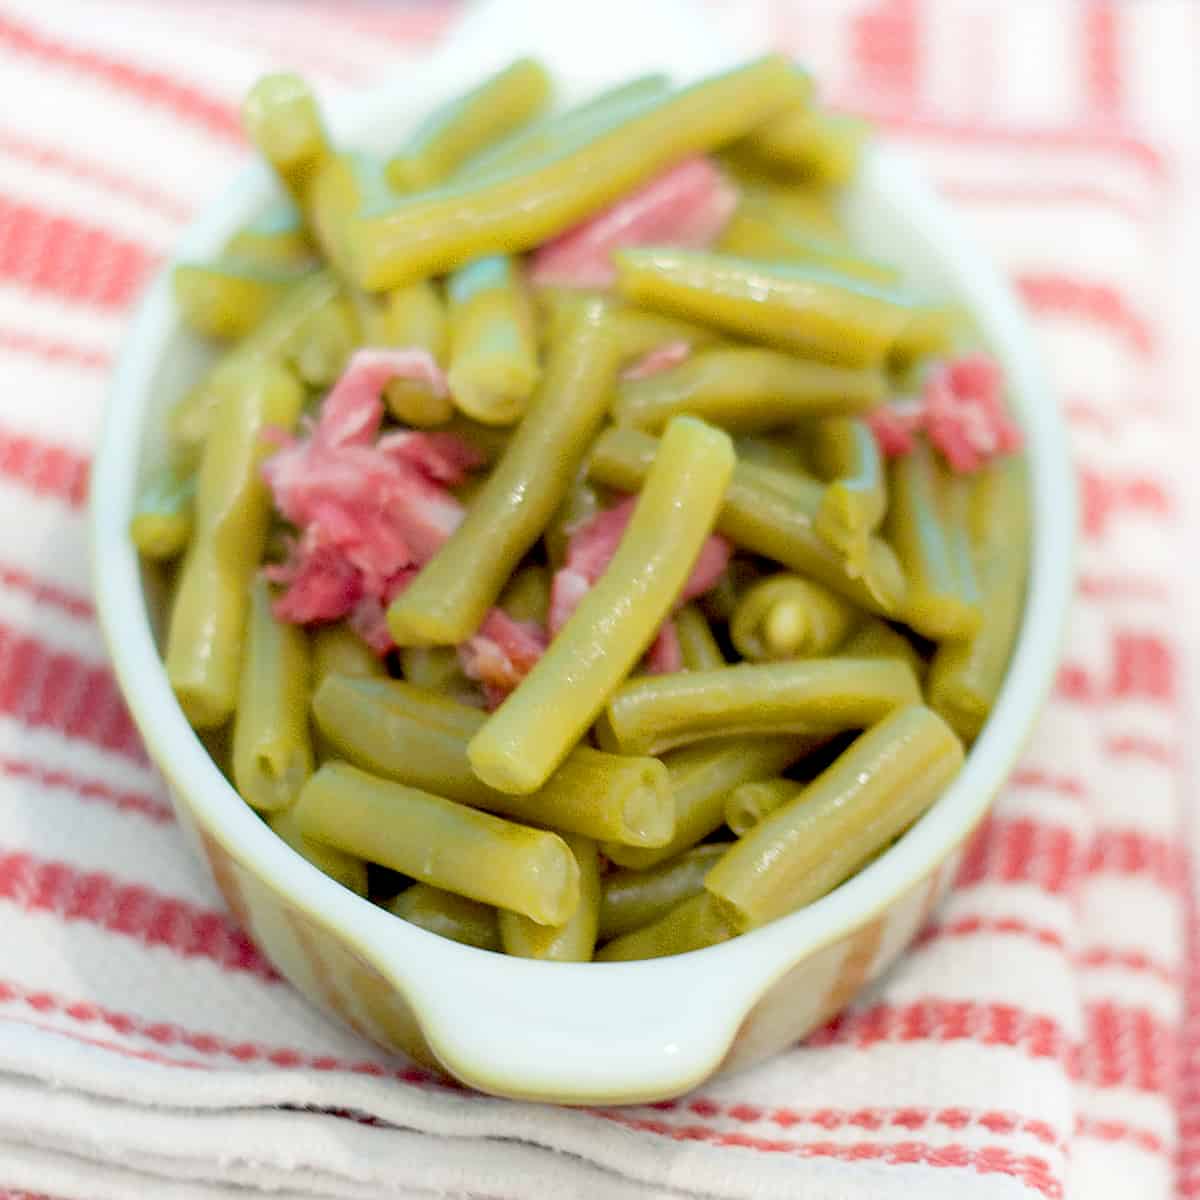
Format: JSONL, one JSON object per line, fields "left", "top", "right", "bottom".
{"left": 621, "top": 339, "right": 692, "bottom": 381}
{"left": 261, "top": 348, "right": 477, "bottom": 639}
{"left": 458, "top": 608, "right": 550, "bottom": 709}
{"left": 529, "top": 157, "right": 738, "bottom": 288}
{"left": 923, "top": 352, "right": 1023, "bottom": 473}
{"left": 866, "top": 400, "right": 924, "bottom": 459}
{"left": 645, "top": 620, "right": 683, "bottom": 675}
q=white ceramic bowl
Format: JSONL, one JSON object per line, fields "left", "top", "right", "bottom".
{"left": 90, "top": 1, "right": 1075, "bottom": 1105}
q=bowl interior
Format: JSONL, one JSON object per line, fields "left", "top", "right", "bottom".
{"left": 92, "top": 36, "right": 1075, "bottom": 1102}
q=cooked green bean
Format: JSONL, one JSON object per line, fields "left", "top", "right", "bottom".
{"left": 468, "top": 416, "right": 736, "bottom": 794}
{"left": 231, "top": 579, "right": 313, "bottom": 812}
{"left": 167, "top": 270, "right": 342, "bottom": 469}
{"left": 166, "top": 362, "right": 305, "bottom": 728}
{"left": 268, "top": 806, "right": 367, "bottom": 896}
{"left": 388, "top": 883, "right": 500, "bottom": 951}
{"left": 545, "top": 471, "right": 603, "bottom": 567}
{"left": 379, "top": 280, "right": 452, "bottom": 426}
{"left": 306, "top": 150, "right": 394, "bottom": 275}
{"left": 675, "top": 604, "right": 725, "bottom": 671}
{"left": 172, "top": 260, "right": 313, "bottom": 341}
{"left": 499, "top": 835, "right": 600, "bottom": 961}
{"left": 596, "top": 892, "right": 738, "bottom": 961}
{"left": 587, "top": 426, "right": 908, "bottom": 615}
{"left": 500, "top": 564, "right": 550, "bottom": 625}
{"left": 224, "top": 198, "right": 313, "bottom": 266}
{"left": 732, "top": 433, "right": 812, "bottom": 478}
{"left": 312, "top": 674, "right": 672, "bottom": 847}
{"left": 886, "top": 440, "right": 982, "bottom": 640}
{"left": 387, "top": 299, "right": 621, "bottom": 645}
{"left": 347, "top": 57, "right": 801, "bottom": 290}
{"left": 612, "top": 347, "right": 884, "bottom": 433}
{"left": 295, "top": 762, "right": 579, "bottom": 925}
{"left": 741, "top": 108, "right": 869, "bottom": 186}
{"left": 706, "top": 706, "right": 962, "bottom": 929}
{"left": 130, "top": 466, "right": 195, "bottom": 560}
{"left": 610, "top": 307, "right": 723, "bottom": 362}
{"left": 397, "top": 647, "right": 480, "bottom": 707}
{"left": 598, "top": 843, "right": 726, "bottom": 940}
{"left": 614, "top": 248, "right": 930, "bottom": 368}
{"left": 446, "top": 255, "right": 540, "bottom": 425}
{"left": 310, "top": 625, "right": 385, "bottom": 692}
{"left": 603, "top": 735, "right": 804, "bottom": 870}
{"left": 928, "top": 457, "right": 1029, "bottom": 741}
{"left": 290, "top": 292, "right": 359, "bottom": 388}
{"left": 715, "top": 166, "right": 844, "bottom": 239}
{"left": 386, "top": 58, "right": 553, "bottom": 191}
{"left": 724, "top": 776, "right": 806, "bottom": 837}
{"left": 242, "top": 73, "right": 330, "bottom": 202}
{"left": 598, "top": 657, "right": 921, "bottom": 756}
{"left": 811, "top": 416, "right": 887, "bottom": 580}
{"left": 840, "top": 617, "right": 925, "bottom": 678}
{"left": 730, "top": 574, "right": 855, "bottom": 661}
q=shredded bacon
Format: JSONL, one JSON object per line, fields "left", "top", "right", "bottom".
{"left": 866, "top": 400, "right": 924, "bottom": 459}
{"left": 645, "top": 620, "right": 684, "bottom": 675}
{"left": 923, "top": 352, "right": 1023, "bottom": 473}
{"left": 261, "top": 349, "right": 480, "bottom": 645}
{"left": 529, "top": 157, "right": 738, "bottom": 288}
{"left": 621, "top": 339, "right": 691, "bottom": 381}
{"left": 458, "top": 608, "right": 550, "bottom": 709}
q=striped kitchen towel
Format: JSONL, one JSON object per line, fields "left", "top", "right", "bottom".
{"left": 0, "top": 1, "right": 1197, "bottom": 1197}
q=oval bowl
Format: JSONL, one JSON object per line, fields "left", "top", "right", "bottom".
{"left": 90, "top": 5, "right": 1075, "bottom": 1105}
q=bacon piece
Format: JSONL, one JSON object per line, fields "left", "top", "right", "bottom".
{"left": 923, "top": 352, "right": 1023, "bottom": 473}
{"left": 318, "top": 347, "right": 448, "bottom": 449}
{"left": 866, "top": 399, "right": 924, "bottom": 459}
{"left": 645, "top": 620, "right": 684, "bottom": 675}
{"left": 529, "top": 157, "right": 738, "bottom": 288}
{"left": 376, "top": 430, "right": 485, "bottom": 486}
{"left": 458, "top": 608, "right": 550, "bottom": 709}
{"left": 621, "top": 339, "right": 691, "bottom": 381}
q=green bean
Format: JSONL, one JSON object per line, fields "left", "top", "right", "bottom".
{"left": 840, "top": 617, "right": 925, "bottom": 678}
{"left": 741, "top": 108, "right": 869, "bottom": 186}
{"left": 268, "top": 806, "right": 367, "bottom": 896}
{"left": 437, "top": 412, "right": 513, "bottom": 465}
{"left": 290, "top": 292, "right": 358, "bottom": 387}
{"left": 598, "top": 843, "right": 727, "bottom": 940}
{"left": 675, "top": 604, "right": 725, "bottom": 671}
{"left": 706, "top": 706, "right": 963, "bottom": 929}
{"left": 306, "top": 150, "right": 394, "bottom": 275}
{"left": 468, "top": 416, "right": 736, "bottom": 794}
{"left": 886, "top": 440, "right": 982, "bottom": 640}
{"left": 224, "top": 198, "right": 314, "bottom": 266}
{"left": 610, "top": 307, "right": 723, "bottom": 362}
{"left": 446, "top": 255, "right": 540, "bottom": 425}
{"left": 388, "top": 883, "right": 500, "bottom": 951}
{"left": 811, "top": 416, "right": 887, "bottom": 580}
{"left": 166, "top": 362, "right": 305, "bottom": 728}
{"left": 730, "top": 574, "right": 855, "bottom": 661}
{"left": 312, "top": 674, "right": 672, "bottom": 847}
{"left": 733, "top": 433, "right": 812, "bottom": 478}
{"left": 603, "top": 735, "right": 804, "bottom": 870}
{"left": 587, "top": 426, "right": 908, "bottom": 616}
{"left": 499, "top": 564, "right": 550, "bottom": 625}
{"left": 231, "top": 579, "right": 313, "bottom": 812}
{"left": 724, "top": 776, "right": 805, "bottom": 837}
{"left": 386, "top": 58, "right": 553, "bottom": 192}
{"left": 130, "top": 466, "right": 195, "bottom": 560}
{"left": 397, "top": 647, "right": 481, "bottom": 707}
{"left": 598, "top": 657, "right": 921, "bottom": 757}
{"left": 172, "top": 260, "right": 313, "bottom": 341}
{"left": 499, "top": 835, "right": 600, "bottom": 961}
{"left": 614, "top": 248, "right": 931, "bottom": 368}
{"left": 698, "top": 557, "right": 761, "bottom": 624}
{"left": 595, "top": 892, "right": 737, "bottom": 961}
{"left": 612, "top": 347, "right": 884, "bottom": 433}
{"left": 545, "top": 471, "right": 603, "bottom": 567}
{"left": 310, "top": 625, "right": 384, "bottom": 692}
{"left": 457, "top": 75, "right": 670, "bottom": 183}
{"left": 387, "top": 298, "right": 621, "bottom": 645}
{"left": 378, "top": 280, "right": 452, "bottom": 426}
{"left": 295, "top": 762, "right": 579, "bottom": 925}
{"left": 167, "top": 270, "right": 341, "bottom": 469}
{"left": 347, "top": 57, "right": 801, "bottom": 290}
{"left": 715, "top": 166, "right": 844, "bottom": 239}
{"left": 928, "top": 457, "right": 1029, "bottom": 741}
{"left": 242, "top": 73, "right": 330, "bottom": 202}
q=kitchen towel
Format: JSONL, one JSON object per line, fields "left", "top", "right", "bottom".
{"left": 0, "top": 1, "right": 1196, "bottom": 1197}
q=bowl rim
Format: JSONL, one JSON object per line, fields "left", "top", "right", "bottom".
{"left": 89, "top": 50, "right": 1076, "bottom": 1103}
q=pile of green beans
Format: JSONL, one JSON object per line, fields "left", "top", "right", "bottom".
{"left": 137, "top": 57, "right": 1030, "bottom": 964}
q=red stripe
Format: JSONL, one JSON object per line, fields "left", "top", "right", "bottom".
{"left": 0, "top": 130, "right": 192, "bottom": 223}
{"left": 0, "top": 195, "right": 159, "bottom": 309}
{"left": 1174, "top": 853, "right": 1200, "bottom": 1195}
{"left": 1080, "top": 1001, "right": 1176, "bottom": 1094}
{"left": 0, "top": 850, "right": 280, "bottom": 981}
{"left": 0, "top": 756, "right": 173, "bottom": 824}
{"left": 0, "top": 427, "right": 90, "bottom": 507}
{"left": 0, "top": 1011, "right": 209, "bottom": 1069}
{"left": 592, "top": 1111, "right": 1062, "bottom": 1198}
{"left": 1103, "top": 734, "right": 1177, "bottom": 766}
{"left": 1078, "top": 1117, "right": 1165, "bottom": 1156}
{"left": 939, "top": 180, "right": 1151, "bottom": 226}
{"left": 1080, "top": 468, "right": 1173, "bottom": 539}
{"left": 849, "top": 0, "right": 920, "bottom": 103}
{"left": 0, "top": 564, "right": 93, "bottom": 618}
{"left": 1055, "top": 630, "right": 1178, "bottom": 708}
{"left": 1077, "top": 572, "right": 1170, "bottom": 604}
{"left": 1008, "top": 767, "right": 1087, "bottom": 804}
{"left": 1083, "top": 4, "right": 1124, "bottom": 120}
{"left": 303, "top": 0, "right": 459, "bottom": 45}
{"left": 0, "top": 624, "right": 145, "bottom": 764}
{"left": 1016, "top": 275, "right": 1156, "bottom": 357}
{"left": 1078, "top": 948, "right": 1178, "bottom": 987}
{"left": 0, "top": 12, "right": 241, "bottom": 143}
{"left": 0, "top": 327, "right": 111, "bottom": 370}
